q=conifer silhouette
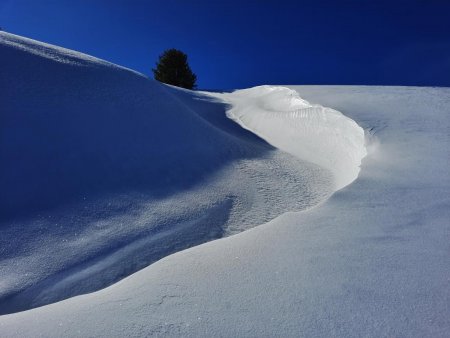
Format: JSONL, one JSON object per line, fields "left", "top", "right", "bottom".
{"left": 152, "top": 49, "right": 197, "bottom": 89}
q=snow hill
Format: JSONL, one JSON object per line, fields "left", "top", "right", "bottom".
{"left": 1, "top": 32, "right": 449, "bottom": 337}
{"left": 0, "top": 32, "right": 364, "bottom": 315}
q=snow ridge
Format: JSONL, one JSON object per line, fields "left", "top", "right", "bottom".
{"left": 210, "top": 86, "right": 367, "bottom": 189}
{"left": 0, "top": 32, "right": 336, "bottom": 314}
{"left": 0, "top": 31, "right": 367, "bottom": 319}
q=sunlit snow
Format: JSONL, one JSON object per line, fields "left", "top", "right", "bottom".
{"left": 1, "top": 32, "right": 449, "bottom": 338}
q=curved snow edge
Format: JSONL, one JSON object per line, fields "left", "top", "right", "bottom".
{"left": 208, "top": 86, "right": 367, "bottom": 190}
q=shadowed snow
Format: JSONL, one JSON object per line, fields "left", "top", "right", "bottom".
{"left": 3, "top": 33, "right": 445, "bottom": 338}
{"left": 1, "top": 86, "right": 446, "bottom": 338}
{"left": 0, "top": 32, "right": 366, "bottom": 314}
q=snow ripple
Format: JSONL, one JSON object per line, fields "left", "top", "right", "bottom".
{"left": 209, "top": 86, "right": 367, "bottom": 189}
{"left": 0, "top": 32, "right": 365, "bottom": 315}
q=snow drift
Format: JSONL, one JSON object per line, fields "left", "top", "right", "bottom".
{"left": 1, "top": 85, "right": 447, "bottom": 338}
{"left": 2, "top": 33, "right": 448, "bottom": 338}
{"left": 210, "top": 86, "right": 367, "bottom": 190}
{"left": 0, "top": 32, "right": 367, "bottom": 315}
{"left": 0, "top": 32, "right": 240, "bottom": 219}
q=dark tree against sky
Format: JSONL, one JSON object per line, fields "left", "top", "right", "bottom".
{"left": 153, "top": 49, "right": 197, "bottom": 89}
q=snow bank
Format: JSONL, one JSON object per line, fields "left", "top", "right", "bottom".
{"left": 210, "top": 86, "right": 367, "bottom": 189}
{"left": 0, "top": 32, "right": 336, "bottom": 314}
{"left": 0, "top": 31, "right": 239, "bottom": 220}
{"left": 2, "top": 86, "right": 447, "bottom": 338}
{"left": 1, "top": 32, "right": 449, "bottom": 337}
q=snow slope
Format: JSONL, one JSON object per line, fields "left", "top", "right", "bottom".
{"left": 2, "top": 32, "right": 449, "bottom": 337}
{"left": 0, "top": 33, "right": 353, "bottom": 314}
{"left": 2, "top": 84, "right": 448, "bottom": 337}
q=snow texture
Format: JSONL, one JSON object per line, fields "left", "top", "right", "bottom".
{"left": 1, "top": 32, "right": 449, "bottom": 338}
{"left": 0, "top": 32, "right": 338, "bottom": 313}
{"left": 209, "top": 86, "right": 367, "bottom": 189}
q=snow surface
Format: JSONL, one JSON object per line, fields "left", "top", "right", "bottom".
{"left": 0, "top": 33, "right": 342, "bottom": 314}
{"left": 208, "top": 86, "right": 367, "bottom": 189}
{"left": 1, "top": 32, "right": 449, "bottom": 337}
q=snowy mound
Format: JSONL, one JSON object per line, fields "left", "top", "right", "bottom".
{"left": 3, "top": 33, "right": 448, "bottom": 338}
{"left": 0, "top": 32, "right": 366, "bottom": 314}
{"left": 210, "top": 86, "right": 367, "bottom": 189}
{"left": 1, "top": 85, "right": 447, "bottom": 338}
{"left": 0, "top": 32, "right": 239, "bottom": 219}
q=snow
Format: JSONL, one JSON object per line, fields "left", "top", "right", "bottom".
{"left": 1, "top": 32, "right": 450, "bottom": 337}
{"left": 208, "top": 86, "right": 367, "bottom": 189}
{"left": 0, "top": 32, "right": 335, "bottom": 313}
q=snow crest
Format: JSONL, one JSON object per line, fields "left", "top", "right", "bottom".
{"left": 0, "top": 31, "right": 365, "bottom": 318}
{"left": 0, "top": 32, "right": 335, "bottom": 314}
{"left": 210, "top": 86, "right": 367, "bottom": 189}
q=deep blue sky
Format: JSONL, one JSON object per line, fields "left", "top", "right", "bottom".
{"left": 1, "top": 0, "right": 449, "bottom": 89}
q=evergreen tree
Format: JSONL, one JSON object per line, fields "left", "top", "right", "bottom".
{"left": 152, "top": 49, "right": 197, "bottom": 89}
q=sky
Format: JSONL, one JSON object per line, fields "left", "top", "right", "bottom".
{"left": 1, "top": 0, "right": 449, "bottom": 89}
